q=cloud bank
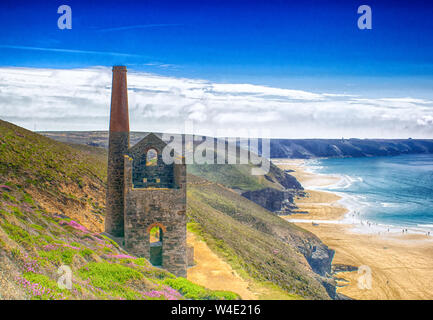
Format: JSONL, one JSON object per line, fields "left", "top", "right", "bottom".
{"left": 0, "top": 67, "right": 432, "bottom": 138}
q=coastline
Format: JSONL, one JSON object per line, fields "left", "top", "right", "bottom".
{"left": 274, "top": 158, "right": 433, "bottom": 300}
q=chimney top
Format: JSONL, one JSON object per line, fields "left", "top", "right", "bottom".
{"left": 113, "top": 66, "right": 127, "bottom": 72}
{"left": 109, "top": 65, "right": 129, "bottom": 132}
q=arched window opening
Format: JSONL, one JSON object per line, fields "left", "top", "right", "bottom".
{"left": 149, "top": 226, "right": 163, "bottom": 243}
{"left": 146, "top": 149, "right": 158, "bottom": 166}
{"left": 149, "top": 226, "right": 163, "bottom": 266}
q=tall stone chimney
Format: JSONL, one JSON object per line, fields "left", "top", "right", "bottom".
{"left": 105, "top": 66, "right": 129, "bottom": 237}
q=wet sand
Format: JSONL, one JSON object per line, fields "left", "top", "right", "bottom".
{"left": 274, "top": 159, "right": 433, "bottom": 300}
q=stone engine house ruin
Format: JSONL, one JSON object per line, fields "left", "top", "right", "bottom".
{"left": 105, "top": 66, "right": 188, "bottom": 277}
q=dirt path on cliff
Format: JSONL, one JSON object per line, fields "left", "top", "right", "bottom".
{"left": 186, "top": 232, "right": 258, "bottom": 300}
{"left": 186, "top": 232, "right": 299, "bottom": 300}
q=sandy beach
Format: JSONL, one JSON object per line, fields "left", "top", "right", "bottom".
{"left": 273, "top": 159, "right": 433, "bottom": 300}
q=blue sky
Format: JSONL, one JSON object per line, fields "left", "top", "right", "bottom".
{"left": 0, "top": 0, "right": 432, "bottom": 137}
{"left": 1, "top": 0, "right": 433, "bottom": 91}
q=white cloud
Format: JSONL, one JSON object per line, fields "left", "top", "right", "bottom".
{"left": 0, "top": 66, "right": 432, "bottom": 138}
{"left": 417, "top": 115, "right": 433, "bottom": 126}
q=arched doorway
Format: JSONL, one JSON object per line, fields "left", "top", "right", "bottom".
{"left": 148, "top": 224, "right": 165, "bottom": 266}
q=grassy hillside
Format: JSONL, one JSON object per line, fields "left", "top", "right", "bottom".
{"left": 0, "top": 184, "right": 237, "bottom": 300}
{"left": 188, "top": 163, "right": 275, "bottom": 191}
{"left": 0, "top": 120, "right": 237, "bottom": 300}
{"left": 187, "top": 175, "right": 334, "bottom": 300}
{"left": 188, "top": 160, "right": 302, "bottom": 192}
{"left": 0, "top": 120, "right": 107, "bottom": 232}
{"left": 3, "top": 121, "right": 335, "bottom": 300}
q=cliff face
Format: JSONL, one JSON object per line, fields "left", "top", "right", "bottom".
{"left": 41, "top": 132, "right": 433, "bottom": 159}
{"left": 187, "top": 175, "right": 337, "bottom": 300}
{"left": 241, "top": 162, "right": 304, "bottom": 215}
{"left": 242, "top": 188, "right": 297, "bottom": 214}
{"left": 268, "top": 138, "right": 433, "bottom": 159}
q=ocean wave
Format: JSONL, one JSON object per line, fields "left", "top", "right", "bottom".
{"left": 302, "top": 159, "right": 323, "bottom": 174}
{"left": 417, "top": 224, "right": 433, "bottom": 228}
{"left": 381, "top": 202, "right": 398, "bottom": 208}
{"left": 306, "top": 155, "right": 433, "bottom": 235}
{"left": 326, "top": 174, "right": 363, "bottom": 190}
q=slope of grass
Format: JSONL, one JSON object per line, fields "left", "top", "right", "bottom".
{"left": 0, "top": 120, "right": 239, "bottom": 300}
{"left": 8, "top": 121, "right": 332, "bottom": 300}
{"left": 187, "top": 160, "right": 302, "bottom": 192}
{"left": 0, "top": 120, "right": 106, "bottom": 188}
{"left": 0, "top": 120, "right": 107, "bottom": 231}
{"left": 186, "top": 175, "right": 331, "bottom": 300}
{"left": 0, "top": 182, "right": 240, "bottom": 300}
{"left": 188, "top": 164, "right": 275, "bottom": 191}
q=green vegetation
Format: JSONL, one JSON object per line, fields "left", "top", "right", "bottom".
{"left": 38, "top": 247, "right": 77, "bottom": 265}
{"left": 164, "top": 277, "right": 240, "bottom": 300}
{"left": 78, "top": 262, "right": 143, "bottom": 286}
{"left": 1, "top": 221, "right": 33, "bottom": 246}
{"left": 0, "top": 182, "right": 237, "bottom": 300}
{"left": 0, "top": 119, "right": 107, "bottom": 233}
{"left": 0, "top": 120, "right": 329, "bottom": 300}
{"left": 79, "top": 248, "right": 94, "bottom": 259}
{"left": 30, "top": 224, "right": 44, "bottom": 231}
{"left": 0, "top": 120, "right": 106, "bottom": 186}
{"left": 0, "top": 120, "right": 239, "bottom": 300}
{"left": 21, "top": 272, "right": 70, "bottom": 300}
{"left": 77, "top": 262, "right": 144, "bottom": 299}
{"left": 188, "top": 163, "right": 276, "bottom": 191}
{"left": 187, "top": 176, "right": 329, "bottom": 300}
{"left": 187, "top": 156, "right": 301, "bottom": 192}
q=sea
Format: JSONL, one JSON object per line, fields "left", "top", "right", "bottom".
{"left": 305, "top": 154, "right": 433, "bottom": 234}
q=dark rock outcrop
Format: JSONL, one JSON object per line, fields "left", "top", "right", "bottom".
{"left": 307, "top": 244, "right": 335, "bottom": 276}
{"left": 268, "top": 162, "right": 303, "bottom": 190}
{"left": 242, "top": 187, "right": 297, "bottom": 214}
{"left": 241, "top": 163, "right": 304, "bottom": 215}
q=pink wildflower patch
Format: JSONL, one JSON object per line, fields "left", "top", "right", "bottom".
{"left": 143, "top": 290, "right": 164, "bottom": 298}
{"left": 59, "top": 220, "right": 89, "bottom": 233}
{"left": 14, "top": 275, "right": 64, "bottom": 300}
{"left": 0, "top": 185, "right": 11, "bottom": 191}
{"left": 21, "top": 203, "right": 34, "bottom": 213}
{"left": 21, "top": 255, "right": 40, "bottom": 273}
{"left": 92, "top": 234, "right": 108, "bottom": 245}
{"left": 105, "top": 254, "right": 137, "bottom": 259}
{"left": 63, "top": 243, "right": 81, "bottom": 250}
{"left": 142, "top": 286, "right": 182, "bottom": 300}
{"left": 42, "top": 243, "right": 80, "bottom": 251}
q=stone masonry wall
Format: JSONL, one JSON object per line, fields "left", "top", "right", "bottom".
{"left": 105, "top": 131, "right": 129, "bottom": 237}
{"left": 123, "top": 154, "right": 187, "bottom": 277}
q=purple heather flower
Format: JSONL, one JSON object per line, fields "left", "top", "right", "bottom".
{"left": 105, "top": 254, "right": 137, "bottom": 259}
{"left": 59, "top": 220, "right": 89, "bottom": 233}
